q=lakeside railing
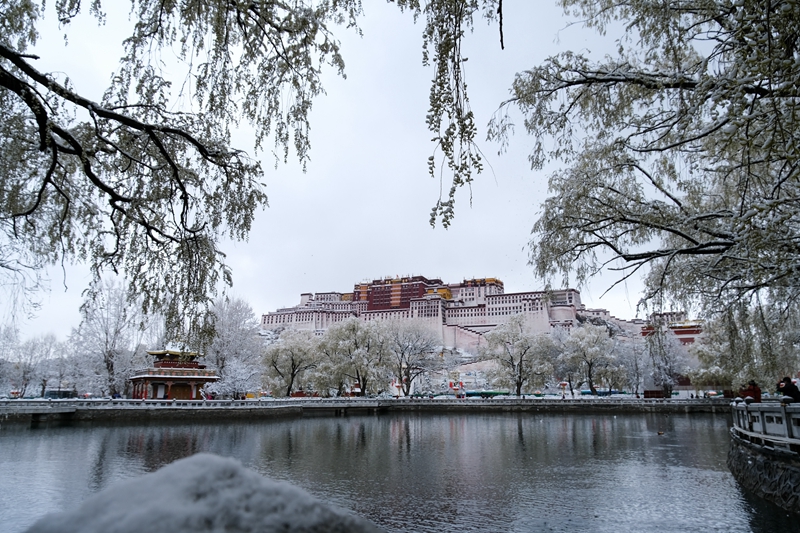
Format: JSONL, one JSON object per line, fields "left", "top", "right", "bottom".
{"left": 730, "top": 399, "right": 800, "bottom": 454}
{"left": 0, "top": 395, "right": 732, "bottom": 412}
{"left": 0, "top": 398, "right": 312, "bottom": 411}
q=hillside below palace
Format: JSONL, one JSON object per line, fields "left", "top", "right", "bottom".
{"left": 260, "top": 275, "right": 650, "bottom": 352}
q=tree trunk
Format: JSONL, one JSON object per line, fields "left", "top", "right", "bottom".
{"left": 587, "top": 363, "right": 597, "bottom": 395}
{"left": 285, "top": 373, "right": 295, "bottom": 397}
{"left": 105, "top": 351, "right": 118, "bottom": 397}
{"left": 402, "top": 370, "right": 412, "bottom": 396}
{"left": 357, "top": 370, "right": 367, "bottom": 397}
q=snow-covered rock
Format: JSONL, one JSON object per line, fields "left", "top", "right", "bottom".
{"left": 25, "top": 453, "right": 382, "bottom": 533}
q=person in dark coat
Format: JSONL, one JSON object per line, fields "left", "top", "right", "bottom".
{"left": 778, "top": 377, "right": 800, "bottom": 402}
{"left": 739, "top": 380, "right": 762, "bottom": 402}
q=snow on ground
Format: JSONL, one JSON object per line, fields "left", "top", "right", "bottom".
{"left": 25, "top": 453, "right": 383, "bottom": 533}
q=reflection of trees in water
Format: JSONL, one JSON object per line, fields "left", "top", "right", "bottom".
{"left": 256, "top": 419, "right": 395, "bottom": 486}
{"left": 7, "top": 413, "right": 792, "bottom": 533}
{"left": 252, "top": 416, "right": 469, "bottom": 526}
{"left": 82, "top": 414, "right": 734, "bottom": 492}
{"left": 119, "top": 423, "right": 258, "bottom": 472}
{"left": 88, "top": 431, "right": 112, "bottom": 492}
{"left": 73, "top": 413, "right": 738, "bottom": 526}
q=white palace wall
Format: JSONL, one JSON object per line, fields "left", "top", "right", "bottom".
{"left": 261, "top": 285, "right": 583, "bottom": 353}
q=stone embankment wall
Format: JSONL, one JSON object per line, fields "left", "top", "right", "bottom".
{"left": 0, "top": 405, "right": 303, "bottom": 425}
{"left": 728, "top": 401, "right": 800, "bottom": 515}
{"left": 70, "top": 405, "right": 305, "bottom": 422}
{"left": 728, "top": 432, "right": 800, "bottom": 514}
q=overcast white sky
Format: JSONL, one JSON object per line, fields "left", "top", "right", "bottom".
{"left": 12, "top": 1, "right": 646, "bottom": 341}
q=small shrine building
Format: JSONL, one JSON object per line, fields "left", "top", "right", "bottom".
{"left": 130, "top": 350, "right": 218, "bottom": 400}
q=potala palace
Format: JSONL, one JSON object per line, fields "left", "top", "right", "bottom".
{"left": 260, "top": 275, "right": 654, "bottom": 352}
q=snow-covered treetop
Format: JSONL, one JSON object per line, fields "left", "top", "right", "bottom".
{"left": 492, "top": 0, "right": 800, "bottom": 315}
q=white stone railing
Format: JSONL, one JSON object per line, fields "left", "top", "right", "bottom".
{"left": 730, "top": 399, "right": 800, "bottom": 453}
{"left": 0, "top": 395, "right": 733, "bottom": 413}
{"left": 0, "top": 398, "right": 308, "bottom": 411}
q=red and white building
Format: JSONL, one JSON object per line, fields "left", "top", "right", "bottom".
{"left": 261, "top": 275, "right": 584, "bottom": 352}
{"left": 130, "top": 350, "right": 219, "bottom": 400}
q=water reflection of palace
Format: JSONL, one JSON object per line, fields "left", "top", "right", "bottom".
{"left": 6, "top": 414, "right": 793, "bottom": 533}
{"left": 129, "top": 350, "right": 218, "bottom": 400}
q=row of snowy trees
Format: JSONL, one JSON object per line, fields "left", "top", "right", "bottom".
{"left": 0, "top": 297, "right": 691, "bottom": 399}
{"left": 263, "top": 314, "right": 694, "bottom": 399}
{"left": 479, "top": 315, "right": 689, "bottom": 398}
{"left": 262, "top": 319, "right": 448, "bottom": 398}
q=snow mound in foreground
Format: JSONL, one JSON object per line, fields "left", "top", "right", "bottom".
{"left": 26, "top": 453, "right": 383, "bottom": 533}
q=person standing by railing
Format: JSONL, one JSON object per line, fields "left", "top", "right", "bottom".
{"left": 777, "top": 377, "right": 800, "bottom": 402}
{"left": 739, "top": 381, "right": 762, "bottom": 403}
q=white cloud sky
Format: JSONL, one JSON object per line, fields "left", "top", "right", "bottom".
{"left": 10, "top": 1, "right": 646, "bottom": 341}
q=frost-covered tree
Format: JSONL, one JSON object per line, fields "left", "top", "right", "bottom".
{"left": 73, "top": 280, "right": 147, "bottom": 396}
{"left": 317, "top": 319, "right": 389, "bottom": 397}
{"left": 383, "top": 320, "right": 442, "bottom": 397}
{"left": 0, "top": 0, "right": 497, "bottom": 335}
{"left": 205, "top": 358, "right": 261, "bottom": 400}
{"left": 481, "top": 314, "right": 557, "bottom": 396}
{"left": 0, "top": 359, "right": 10, "bottom": 396}
{"left": 595, "top": 360, "right": 628, "bottom": 395}
{"left": 33, "top": 334, "right": 69, "bottom": 396}
{"left": 0, "top": 0, "right": 355, "bottom": 338}
{"left": 205, "top": 298, "right": 263, "bottom": 374}
{"left": 48, "top": 349, "right": 71, "bottom": 393}
{"left": 645, "top": 324, "right": 688, "bottom": 398}
{"left": 0, "top": 325, "right": 19, "bottom": 373}
{"left": 263, "top": 329, "right": 320, "bottom": 397}
{"left": 7, "top": 333, "right": 58, "bottom": 397}
{"left": 312, "top": 344, "right": 348, "bottom": 398}
{"left": 67, "top": 337, "right": 110, "bottom": 396}
{"left": 0, "top": 326, "right": 18, "bottom": 396}
{"left": 558, "top": 324, "right": 615, "bottom": 395}
{"left": 45, "top": 340, "right": 83, "bottom": 395}
{"left": 615, "top": 337, "right": 648, "bottom": 396}
{"left": 488, "top": 1, "right": 800, "bottom": 319}
{"left": 689, "top": 300, "right": 800, "bottom": 390}
{"left": 550, "top": 326, "right": 579, "bottom": 397}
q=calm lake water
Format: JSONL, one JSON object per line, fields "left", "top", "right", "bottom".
{"left": 1, "top": 412, "right": 796, "bottom": 532}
